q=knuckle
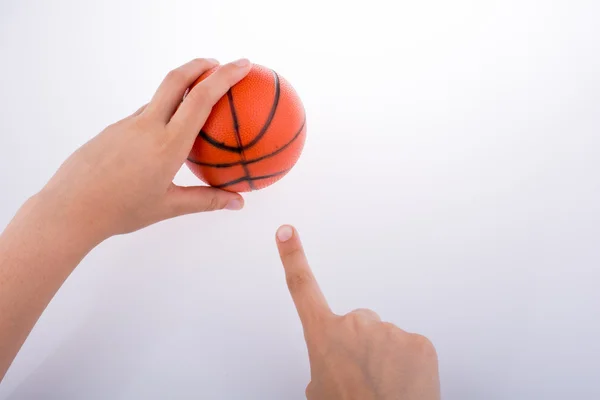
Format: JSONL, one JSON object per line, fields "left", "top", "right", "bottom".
{"left": 411, "top": 333, "right": 438, "bottom": 357}
{"left": 281, "top": 247, "right": 304, "bottom": 263}
{"left": 188, "top": 85, "right": 219, "bottom": 108}
{"left": 165, "top": 68, "right": 186, "bottom": 86}
{"left": 133, "top": 113, "right": 154, "bottom": 130}
{"left": 150, "top": 129, "right": 171, "bottom": 150}
{"left": 381, "top": 321, "right": 400, "bottom": 333}
{"left": 341, "top": 312, "right": 364, "bottom": 329}
{"left": 351, "top": 308, "right": 380, "bottom": 320}
{"left": 204, "top": 195, "right": 223, "bottom": 212}
{"left": 195, "top": 58, "right": 217, "bottom": 71}
{"left": 285, "top": 270, "right": 310, "bottom": 293}
{"left": 191, "top": 57, "right": 207, "bottom": 65}
{"left": 379, "top": 322, "right": 406, "bottom": 340}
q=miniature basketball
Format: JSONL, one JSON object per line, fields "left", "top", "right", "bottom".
{"left": 185, "top": 64, "right": 306, "bottom": 192}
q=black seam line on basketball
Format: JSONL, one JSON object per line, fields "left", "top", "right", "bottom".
{"left": 243, "top": 69, "right": 281, "bottom": 149}
{"left": 187, "top": 116, "right": 306, "bottom": 168}
{"left": 227, "top": 89, "right": 254, "bottom": 190}
{"left": 198, "top": 130, "right": 242, "bottom": 153}
{"left": 196, "top": 69, "right": 281, "bottom": 154}
{"left": 213, "top": 169, "right": 291, "bottom": 189}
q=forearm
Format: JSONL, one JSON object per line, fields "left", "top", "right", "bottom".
{"left": 0, "top": 193, "right": 98, "bottom": 381}
{"left": 0, "top": 57, "right": 250, "bottom": 383}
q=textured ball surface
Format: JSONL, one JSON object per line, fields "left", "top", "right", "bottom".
{"left": 185, "top": 64, "right": 306, "bottom": 192}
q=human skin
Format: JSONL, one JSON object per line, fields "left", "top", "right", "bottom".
{"left": 0, "top": 57, "right": 440, "bottom": 399}
{"left": 275, "top": 226, "right": 440, "bottom": 400}
{"left": 0, "top": 57, "right": 251, "bottom": 380}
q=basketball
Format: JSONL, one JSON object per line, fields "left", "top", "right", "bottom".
{"left": 185, "top": 64, "right": 306, "bottom": 192}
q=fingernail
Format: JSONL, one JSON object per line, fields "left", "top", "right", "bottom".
{"left": 225, "top": 199, "right": 243, "bottom": 210}
{"left": 233, "top": 58, "right": 250, "bottom": 67}
{"left": 276, "top": 225, "right": 293, "bottom": 242}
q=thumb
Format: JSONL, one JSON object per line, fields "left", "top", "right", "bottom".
{"left": 166, "top": 184, "right": 244, "bottom": 217}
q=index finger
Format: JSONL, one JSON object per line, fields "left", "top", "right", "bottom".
{"left": 168, "top": 58, "right": 252, "bottom": 145}
{"left": 145, "top": 58, "right": 220, "bottom": 122}
{"left": 276, "top": 225, "right": 333, "bottom": 333}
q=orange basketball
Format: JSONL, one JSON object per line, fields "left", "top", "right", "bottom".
{"left": 185, "top": 64, "right": 306, "bottom": 192}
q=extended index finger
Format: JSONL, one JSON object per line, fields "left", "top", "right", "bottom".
{"left": 276, "top": 225, "right": 333, "bottom": 333}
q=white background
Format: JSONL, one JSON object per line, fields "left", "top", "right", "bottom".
{"left": 1, "top": 0, "right": 599, "bottom": 399}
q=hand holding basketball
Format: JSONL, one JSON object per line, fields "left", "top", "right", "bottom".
{"left": 35, "top": 58, "right": 252, "bottom": 244}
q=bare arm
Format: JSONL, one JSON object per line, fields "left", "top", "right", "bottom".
{"left": 0, "top": 194, "right": 98, "bottom": 379}
{"left": 0, "top": 58, "right": 252, "bottom": 380}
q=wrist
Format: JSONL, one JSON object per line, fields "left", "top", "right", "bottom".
{"left": 7, "top": 191, "right": 105, "bottom": 259}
